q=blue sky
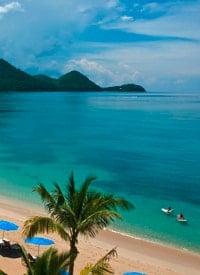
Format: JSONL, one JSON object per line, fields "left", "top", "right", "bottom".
{"left": 0, "top": 0, "right": 200, "bottom": 92}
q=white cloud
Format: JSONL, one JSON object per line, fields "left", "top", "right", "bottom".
{"left": 121, "top": 15, "right": 134, "bottom": 21}
{"left": 63, "top": 58, "right": 115, "bottom": 86}
{"left": 140, "top": 2, "right": 165, "bottom": 13}
{"left": 61, "top": 37, "right": 200, "bottom": 91}
{"left": 124, "top": 15, "right": 199, "bottom": 40}
{"left": 102, "top": 1, "right": 200, "bottom": 40}
{"left": 64, "top": 58, "right": 106, "bottom": 74}
{"left": 0, "top": 0, "right": 199, "bottom": 92}
{"left": 106, "top": 0, "right": 119, "bottom": 9}
{"left": 0, "top": 1, "right": 22, "bottom": 15}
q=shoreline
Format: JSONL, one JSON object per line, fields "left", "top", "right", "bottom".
{"left": 0, "top": 195, "right": 200, "bottom": 274}
{"left": 106, "top": 227, "right": 200, "bottom": 256}
{"left": 1, "top": 194, "right": 199, "bottom": 256}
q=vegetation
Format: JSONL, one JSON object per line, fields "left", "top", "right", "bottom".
{"left": 80, "top": 247, "right": 117, "bottom": 275}
{"left": 33, "top": 75, "right": 57, "bottom": 91}
{"left": 20, "top": 245, "right": 72, "bottom": 275}
{"left": 0, "top": 58, "right": 146, "bottom": 92}
{"left": 23, "top": 172, "right": 134, "bottom": 275}
{"left": 57, "top": 71, "right": 101, "bottom": 91}
{"left": 104, "top": 84, "right": 146, "bottom": 92}
{"left": 0, "top": 59, "right": 41, "bottom": 91}
{"left": 0, "top": 245, "right": 117, "bottom": 275}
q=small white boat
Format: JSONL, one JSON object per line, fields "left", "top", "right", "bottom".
{"left": 177, "top": 218, "right": 187, "bottom": 223}
{"left": 161, "top": 208, "right": 173, "bottom": 214}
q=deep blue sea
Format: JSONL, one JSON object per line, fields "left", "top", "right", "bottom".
{"left": 0, "top": 91, "right": 199, "bottom": 253}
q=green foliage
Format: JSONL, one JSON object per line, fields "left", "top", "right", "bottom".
{"left": 19, "top": 244, "right": 71, "bottom": 275}
{"left": 0, "top": 58, "right": 146, "bottom": 92}
{"left": 80, "top": 247, "right": 117, "bottom": 275}
{"left": 0, "top": 245, "right": 117, "bottom": 275}
{"left": 0, "top": 59, "right": 40, "bottom": 91}
{"left": 33, "top": 75, "right": 57, "bottom": 91}
{"left": 23, "top": 172, "right": 134, "bottom": 275}
{"left": 57, "top": 71, "right": 102, "bottom": 91}
{"left": 0, "top": 59, "right": 101, "bottom": 92}
{"left": 104, "top": 84, "right": 145, "bottom": 92}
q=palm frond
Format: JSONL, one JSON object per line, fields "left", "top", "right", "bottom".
{"left": 53, "top": 182, "right": 66, "bottom": 206}
{"left": 80, "top": 247, "right": 117, "bottom": 275}
{"left": 93, "top": 194, "right": 134, "bottom": 212}
{"left": 32, "top": 247, "right": 71, "bottom": 275}
{"left": 75, "top": 192, "right": 128, "bottom": 236}
{"left": 22, "top": 216, "right": 70, "bottom": 241}
{"left": 67, "top": 172, "right": 76, "bottom": 204}
{"left": 0, "top": 270, "right": 8, "bottom": 275}
{"left": 111, "top": 197, "right": 134, "bottom": 210}
{"left": 74, "top": 175, "right": 97, "bottom": 222}
{"left": 33, "top": 184, "right": 58, "bottom": 215}
{"left": 18, "top": 244, "right": 33, "bottom": 271}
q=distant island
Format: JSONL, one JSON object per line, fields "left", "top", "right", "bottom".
{"left": 0, "top": 58, "right": 146, "bottom": 92}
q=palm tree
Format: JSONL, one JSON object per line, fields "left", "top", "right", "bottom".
{"left": 19, "top": 244, "right": 71, "bottom": 275}
{"left": 80, "top": 247, "right": 117, "bottom": 275}
{"left": 23, "top": 172, "right": 134, "bottom": 275}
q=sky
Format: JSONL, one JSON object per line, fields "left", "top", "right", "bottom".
{"left": 0, "top": 0, "right": 200, "bottom": 92}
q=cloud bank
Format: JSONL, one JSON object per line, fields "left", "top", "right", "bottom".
{"left": 0, "top": 0, "right": 199, "bottom": 91}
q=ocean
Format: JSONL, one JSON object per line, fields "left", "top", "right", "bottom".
{"left": 0, "top": 91, "right": 199, "bottom": 253}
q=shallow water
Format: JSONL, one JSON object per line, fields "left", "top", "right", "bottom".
{"left": 0, "top": 91, "right": 199, "bottom": 253}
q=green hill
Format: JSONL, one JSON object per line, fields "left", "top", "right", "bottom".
{"left": 33, "top": 74, "right": 57, "bottom": 91}
{"left": 57, "top": 70, "right": 101, "bottom": 91}
{"left": 0, "top": 59, "right": 40, "bottom": 91}
{"left": 0, "top": 58, "right": 146, "bottom": 92}
{"left": 104, "top": 84, "right": 145, "bottom": 92}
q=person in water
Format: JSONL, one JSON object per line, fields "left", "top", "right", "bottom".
{"left": 167, "top": 207, "right": 172, "bottom": 213}
{"left": 177, "top": 213, "right": 184, "bottom": 219}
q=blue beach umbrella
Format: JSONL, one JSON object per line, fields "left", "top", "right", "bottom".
{"left": 59, "top": 270, "right": 69, "bottom": 275}
{"left": 0, "top": 220, "right": 19, "bottom": 238}
{"left": 123, "top": 273, "right": 147, "bottom": 275}
{"left": 25, "top": 236, "right": 55, "bottom": 255}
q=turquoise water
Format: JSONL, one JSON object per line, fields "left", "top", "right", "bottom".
{"left": 0, "top": 91, "right": 199, "bottom": 253}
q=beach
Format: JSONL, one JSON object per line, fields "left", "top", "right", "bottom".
{"left": 0, "top": 197, "right": 199, "bottom": 275}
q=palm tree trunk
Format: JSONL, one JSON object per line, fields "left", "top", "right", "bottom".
{"left": 69, "top": 261, "right": 74, "bottom": 275}
{"left": 69, "top": 237, "right": 78, "bottom": 275}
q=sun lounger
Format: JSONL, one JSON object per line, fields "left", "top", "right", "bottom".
{"left": 0, "top": 239, "right": 20, "bottom": 252}
{"left": 0, "top": 239, "right": 12, "bottom": 250}
{"left": 0, "top": 239, "right": 20, "bottom": 258}
{"left": 28, "top": 253, "right": 37, "bottom": 264}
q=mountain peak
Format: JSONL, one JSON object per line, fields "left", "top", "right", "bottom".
{"left": 0, "top": 58, "right": 146, "bottom": 92}
{"left": 58, "top": 70, "right": 102, "bottom": 91}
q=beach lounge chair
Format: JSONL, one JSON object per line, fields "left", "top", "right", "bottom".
{"left": 28, "top": 252, "right": 37, "bottom": 264}
{"left": 1, "top": 239, "right": 20, "bottom": 253}
{"left": 2, "top": 239, "right": 12, "bottom": 251}
{"left": 0, "top": 239, "right": 20, "bottom": 258}
{"left": 0, "top": 239, "right": 4, "bottom": 248}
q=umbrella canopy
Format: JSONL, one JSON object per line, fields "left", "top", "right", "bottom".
{"left": 25, "top": 236, "right": 55, "bottom": 255}
{"left": 0, "top": 220, "right": 19, "bottom": 238}
{"left": 123, "top": 273, "right": 147, "bottom": 275}
{"left": 59, "top": 270, "right": 69, "bottom": 275}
